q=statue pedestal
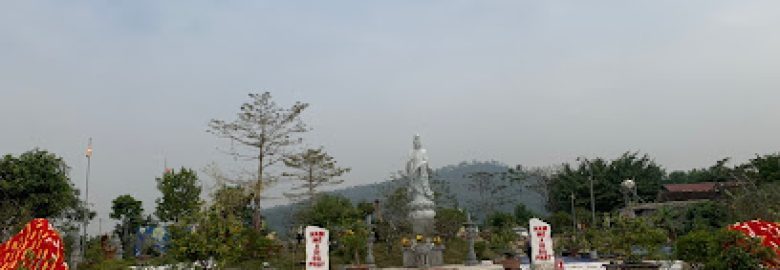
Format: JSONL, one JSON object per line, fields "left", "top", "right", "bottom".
{"left": 430, "top": 244, "right": 445, "bottom": 266}
{"left": 402, "top": 240, "right": 445, "bottom": 268}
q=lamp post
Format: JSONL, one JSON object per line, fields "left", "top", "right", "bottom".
{"left": 81, "top": 138, "right": 93, "bottom": 267}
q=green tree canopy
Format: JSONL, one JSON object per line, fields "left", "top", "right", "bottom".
{"left": 513, "top": 203, "right": 538, "bottom": 226}
{"left": 667, "top": 158, "right": 735, "bottom": 183}
{"left": 0, "top": 149, "right": 90, "bottom": 241}
{"left": 675, "top": 229, "right": 776, "bottom": 270}
{"left": 110, "top": 194, "right": 144, "bottom": 225}
{"left": 110, "top": 194, "right": 144, "bottom": 253}
{"left": 169, "top": 205, "right": 247, "bottom": 266}
{"left": 550, "top": 152, "right": 664, "bottom": 213}
{"left": 212, "top": 185, "right": 252, "bottom": 225}
{"left": 155, "top": 168, "right": 202, "bottom": 222}
{"left": 485, "top": 212, "right": 515, "bottom": 230}
{"left": 741, "top": 153, "right": 780, "bottom": 184}
{"left": 0, "top": 149, "right": 80, "bottom": 218}
{"left": 434, "top": 208, "right": 466, "bottom": 239}
{"left": 295, "top": 194, "right": 361, "bottom": 229}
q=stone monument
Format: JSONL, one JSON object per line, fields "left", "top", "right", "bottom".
{"left": 529, "top": 218, "right": 555, "bottom": 270}
{"left": 402, "top": 134, "right": 444, "bottom": 268}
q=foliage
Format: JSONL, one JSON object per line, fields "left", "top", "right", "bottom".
{"left": 166, "top": 183, "right": 277, "bottom": 267}
{"left": 212, "top": 185, "right": 253, "bottom": 225}
{"left": 646, "top": 202, "right": 729, "bottom": 241}
{"left": 295, "top": 194, "right": 362, "bottom": 229}
{"left": 0, "top": 150, "right": 71, "bottom": 221}
{"left": 0, "top": 149, "right": 90, "bottom": 243}
{"left": 589, "top": 216, "right": 666, "bottom": 263}
{"left": 513, "top": 203, "right": 538, "bottom": 226}
{"left": 465, "top": 171, "right": 516, "bottom": 220}
{"left": 649, "top": 206, "right": 684, "bottom": 240}
{"left": 505, "top": 165, "right": 559, "bottom": 212}
{"left": 430, "top": 171, "right": 458, "bottom": 208}
{"left": 548, "top": 211, "right": 573, "bottom": 234}
{"left": 485, "top": 212, "right": 516, "bottom": 230}
{"left": 741, "top": 153, "right": 780, "bottom": 185}
{"left": 208, "top": 92, "right": 310, "bottom": 230}
{"left": 293, "top": 194, "right": 375, "bottom": 265}
{"left": 338, "top": 222, "right": 368, "bottom": 265}
{"left": 675, "top": 229, "right": 776, "bottom": 270}
{"left": 683, "top": 201, "right": 729, "bottom": 233}
{"left": 155, "top": 168, "right": 202, "bottom": 223}
{"left": 674, "top": 230, "right": 714, "bottom": 268}
{"left": 356, "top": 200, "right": 375, "bottom": 217}
{"left": 435, "top": 208, "right": 466, "bottom": 239}
{"left": 110, "top": 194, "right": 144, "bottom": 255}
{"left": 480, "top": 212, "right": 521, "bottom": 255}
{"left": 474, "top": 240, "right": 495, "bottom": 260}
{"left": 80, "top": 236, "right": 136, "bottom": 270}
{"left": 168, "top": 206, "right": 247, "bottom": 266}
{"left": 549, "top": 152, "right": 664, "bottom": 213}
{"left": 0, "top": 149, "right": 77, "bottom": 217}
{"left": 725, "top": 182, "right": 780, "bottom": 222}
{"left": 556, "top": 231, "right": 590, "bottom": 257}
{"left": 375, "top": 185, "right": 411, "bottom": 253}
{"left": 238, "top": 229, "right": 276, "bottom": 261}
{"left": 667, "top": 158, "right": 736, "bottom": 183}
{"left": 547, "top": 208, "right": 591, "bottom": 234}
{"left": 283, "top": 147, "right": 350, "bottom": 205}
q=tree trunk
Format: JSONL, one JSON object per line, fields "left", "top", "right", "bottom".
{"left": 254, "top": 152, "right": 264, "bottom": 231}
{"left": 309, "top": 165, "right": 315, "bottom": 207}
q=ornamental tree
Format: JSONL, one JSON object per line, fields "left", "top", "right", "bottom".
{"left": 208, "top": 92, "right": 310, "bottom": 230}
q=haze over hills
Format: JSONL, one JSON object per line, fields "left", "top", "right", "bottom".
{"left": 263, "top": 161, "right": 547, "bottom": 234}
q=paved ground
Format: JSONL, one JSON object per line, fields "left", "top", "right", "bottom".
{"left": 381, "top": 265, "right": 503, "bottom": 270}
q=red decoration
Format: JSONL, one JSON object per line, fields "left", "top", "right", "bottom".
{"left": 0, "top": 218, "right": 68, "bottom": 270}
{"left": 555, "top": 258, "right": 565, "bottom": 270}
{"left": 727, "top": 219, "right": 780, "bottom": 267}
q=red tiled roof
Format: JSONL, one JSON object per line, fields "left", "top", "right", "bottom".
{"left": 662, "top": 182, "right": 718, "bottom": 192}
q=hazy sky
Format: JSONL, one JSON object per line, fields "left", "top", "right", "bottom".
{"left": 2, "top": 1, "right": 780, "bottom": 234}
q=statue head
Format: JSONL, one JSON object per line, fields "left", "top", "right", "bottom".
{"left": 413, "top": 134, "right": 422, "bottom": 150}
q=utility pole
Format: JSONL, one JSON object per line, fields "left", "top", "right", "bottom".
{"left": 589, "top": 175, "right": 596, "bottom": 227}
{"left": 570, "top": 193, "right": 576, "bottom": 232}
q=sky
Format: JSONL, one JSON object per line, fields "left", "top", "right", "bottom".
{"left": 2, "top": 1, "right": 780, "bottom": 235}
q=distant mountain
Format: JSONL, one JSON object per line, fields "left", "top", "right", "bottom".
{"left": 263, "top": 161, "right": 547, "bottom": 235}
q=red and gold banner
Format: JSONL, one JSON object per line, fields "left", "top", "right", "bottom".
{"left": 0, "top": 218, "right": 68, "bottom": 270}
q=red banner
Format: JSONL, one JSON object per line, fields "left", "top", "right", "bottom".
{"left": 0, "top": 218, "right": 68, "bottom": 270}
{"left": 728, "top": 219, "right": 780, "bottom": 267}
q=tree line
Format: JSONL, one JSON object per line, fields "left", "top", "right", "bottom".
{"left": 4, "top": 91, "right": 780, "bottom": 268}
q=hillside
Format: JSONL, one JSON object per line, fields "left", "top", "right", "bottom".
{"left": 263, "top": 161, "right": 547, "bottom": 235}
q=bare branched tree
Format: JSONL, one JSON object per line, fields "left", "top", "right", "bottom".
{"left": 282, "top": 147, "right": 350, "bottom": 206}
{"left": 465, "top": 171, "right": 511, "bottom": 220}
{"left": 208, "top": 92, "right": 310, "bottom": 230}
